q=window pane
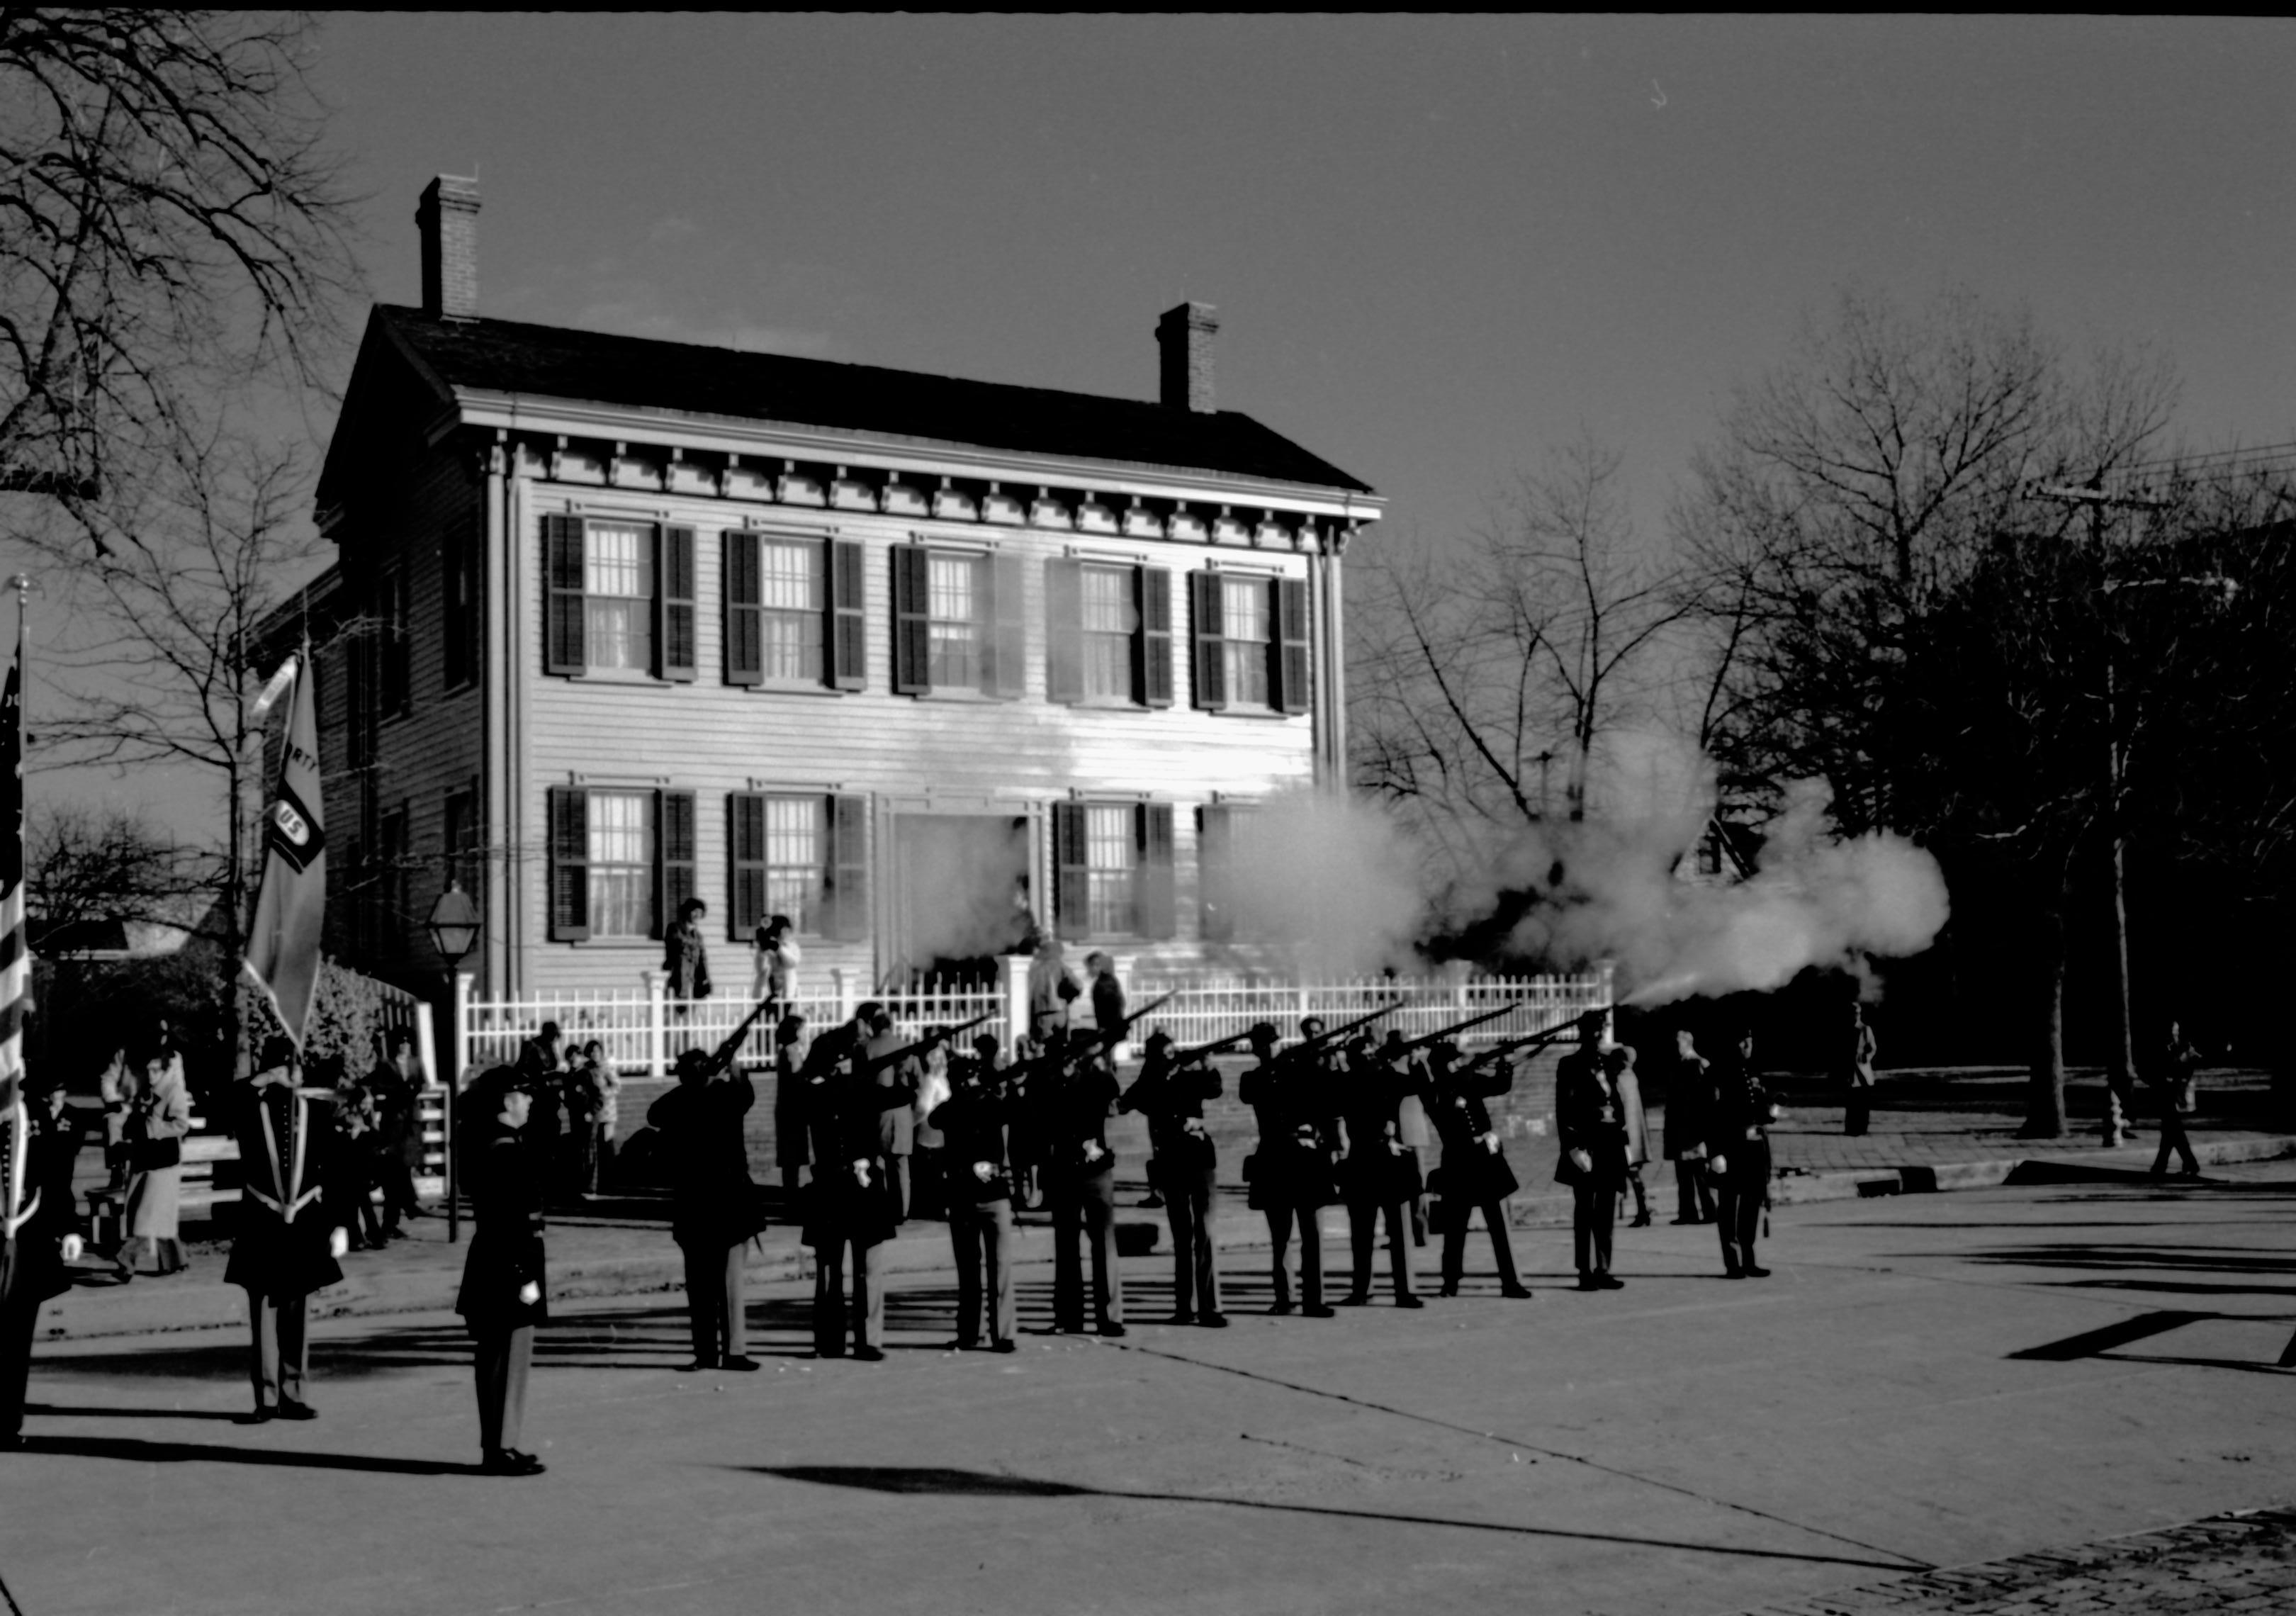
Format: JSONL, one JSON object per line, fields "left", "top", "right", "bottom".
{"left": 927, "top": 553, "right": 981, "bottom": 690}
{"left": 759, "top": 540, "right": 823, "bottom": 611}
{"left": 587, "top": 790, "right": 653, "bottom": 936}
{"left": 1082, "top": 567, "right": 1132, "bottom": 700}
{"left": 1222, "top": 578, "right": 1270, "bottom": 707}
{"left": 758, "top": 543, "right": 826, "bottom": 680}
{"left": 1085, "top": 804, "right": 1133, "bottom": 936}
{"left": 584, "top": 523, "right": 654, "bottom": 670}
{"left": 765, "top": 797, "right": 822, "bottom": 933}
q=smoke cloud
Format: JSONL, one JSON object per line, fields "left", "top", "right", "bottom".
{"left": 1219, "top": 787, "right": 1429, "bottom": 977}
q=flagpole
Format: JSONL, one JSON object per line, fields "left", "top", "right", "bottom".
{"left": 1, "top": 574, "right": 29, "bottom": 1122}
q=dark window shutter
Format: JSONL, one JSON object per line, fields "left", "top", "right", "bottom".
{"left": 654, "top": 790, "right": 697, "bottom": 941}
{"left": 723, "top": 531, "right": 762, "bottom": 685}
{"left": 1198, "top": 804, "right": 1233, "bottom": 943}
{"left": 1052, "top": 802, "right": 1090, "bottom": 936}
{"left": 891, "top": 545, "right": 930, "bottom": 695}
{"left": 548, "top": 786, "right": 590, "bottom": 941}
{"left": 728, "top": 793, "right": 767, "bottom": 938}
{"left": 987, "top": 551, "right": 1028, "bottom": 699}
{"left": 658, "top": 525, "right": 697, "bottom": 680}
{"left": 1137, "top": 566, "right": 1174, "bottom": 707}
{"left": 544, "top": 514, "right": 585, "bottom": 676}
{"left": 1190, "top": 571, "right": 1227, "bottom": 711}
{"left": 443, "top": 519, "right": 478, "bottom": 690}
{"left": 829, "top": 539, "right": 866, "bottom": 690}
{"left": 1276, "top": 576, "right": 1310, "bottom": 714}
{"left": 1045, "top": 558, "right": 1085, "bottom": 705}
{"left": 825, "top": 794, "right": 870, "bottom": 941}
{"left": 1137, "top": 802, "right": 1176, "bottom": 941}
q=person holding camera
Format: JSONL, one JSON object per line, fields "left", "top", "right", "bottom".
{"left": 226, "top": 1036, "right": 349, "bottom": 1423}
{"left": 456, "top": 1065, "right": 551, "bottom": 1474}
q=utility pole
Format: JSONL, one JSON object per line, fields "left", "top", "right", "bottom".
{"left": 2025, "top": 479, "right": 2168, "bottom": 1145}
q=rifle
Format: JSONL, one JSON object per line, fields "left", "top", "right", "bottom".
{"left": 684, "top": 996, "right": 780, "bottom": 1080}
{"left": 858, "top": 1009, "right": 998, "bottom": 1079}
{"left": 1171, "top": 1027, "right": 1259, "bottom": 1063}
{"left": 1387, "top": 1001, "right": 1522, "bottom": 1055}
{"left": 1448, "top": 1016, "right": 1602, "bottom": 1072}
{"left": 1278, "top": 1000, "right": 1405, "bottom": 1061}
{"left": 1084, "top": 991, "right": 1175, "bottom": 1047}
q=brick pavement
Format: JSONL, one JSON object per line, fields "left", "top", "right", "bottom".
{"left": 1731, "top": 1506, "right": 2296, "bottom": 1616}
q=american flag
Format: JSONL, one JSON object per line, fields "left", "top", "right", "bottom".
{"left": 0, "top": 627, "right": 25, "bottom": 1114}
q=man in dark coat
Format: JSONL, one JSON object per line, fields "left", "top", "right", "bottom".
{"left": 1038, "top": 1028, "right": 1126, "bottom": 1336}
{"left": 225, "top": 1036, "right": 348, "bottom": 1423}
{"left": 1120, "top": 1031, "right": 1225, "bottom": 1325}
{"left": 649, "top": 1046, "right": 765, "bottom": 1371}
{"left": 364, "top": 1028, "right": 427, "bottom": 1234}
{"left": 1239, "top": 1021, "right": 1340, "bottom": 1318}
{"left": 1554, "top": 1014, "right": 1629, "bottom": 1291}
{"left": 457, "top": 1064, "right": 551, "bottom": 1474}
{"left": 1336, "top": 1032, "right": 1423, "bottom": 1308}
{"left": 1422, "top": 1040, "right": 1532, "bottom": 1299}
{"left": 858, "top": 1004, "right": 918, "bottom": 1222}
{"left": 806, "top": 1026, "right": 909, "bottom": 1361}
{"left": 772, "top": 1013, "right": 813, "bottom": 1197}
{"left": 1707, "top": 1029, "right": 1777, "bottom": 1279}
{"left": 2, "top": 1067, "right": 87, "bottom": 1449}
{"left": 930, "top": 1044, "right": 1020, "bottom": 1351}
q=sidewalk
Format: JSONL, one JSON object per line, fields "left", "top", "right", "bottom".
{"left": 38, "top": 1072, "right": 2292, "bottom": 1345}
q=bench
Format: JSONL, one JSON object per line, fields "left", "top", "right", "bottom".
{"left": 84, "top": 1132, "right": 241, "bottom": 1243}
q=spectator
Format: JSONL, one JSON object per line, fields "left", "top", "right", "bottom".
{"left": 111, "top": 1040, "right": 193, "bottom": 1281}
{"left": 752, "top": 914, "right": 801, "bottom": 1017}
{"left": 1610, "top": 1043, "right": 1653, "bottom": 1229}
{"left": 577, "top": 1039, "right": 621, "bottom": 1196}
{"left": 2149, "top": 1021, "right": 2203, "bottom": 1179}
{"left": 96, "top": 1043, "right": 132, "bottom": 1192}
{"left": 365, "top": 1029, "right": 429, "bottom": 1234}
{"left": 664, "top": 897, "right": 712, "bottom": 1006}
{"left": 327, "top": 1090, "right": 388, "bottom": 1251}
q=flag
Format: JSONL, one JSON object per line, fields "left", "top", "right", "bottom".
{"left": 0, "top": 636, "right": 26, "bottom": 1117}
{"left": 243, "top": 652, "right": 326, "bottom": 1047}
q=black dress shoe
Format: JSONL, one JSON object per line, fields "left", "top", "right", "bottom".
{"left": 1164, "top": 1312, "right": 1196, "bottom": 1327}
{"left": 481, "top": 1448, "right": 546, "bottom": 1476}
{"left": 1628, "top": 1216, "right": 1653, "bottom": 1228}
{"left": 1395, "top": 1294, "right": 1424, "bottom": 1309}
{"left": 1336, "top": 1292, "right": 1370, "bottom": 1307}
{"left": 1097, "top": 1322, "right": 1127, "bottom": 1339}
{"left": 1577, "top": 1275, "right": 1602, "bottom": 1291}
{"left": 274, "top": 1400, "right": 317, "bottom": 1421}
{"left": 853, "top": 1345, "right": 887, "bottom": 1362}
{"left": 1302, "top": 1303, "right": 1336, "bottom": 1318}
{"left": 1723, "top": 1267, "right": 1746, "bottom": 1279}
{"left": 816, "top": 1347, "right": 847, "bottom": 1359}
{"left": 1594, "top": 1274, "right": 1625, "bottom": 1290}
{"left": 991, "top": 1340, "right": 1017, "bottom": 1354}
{"left": 1437, "top": 1282, "right": 1460, "bottom": 1298}
{"left": 1270, "top": 1301, "right": 1295, "bottom": 1315}
{"left": 1742, "top": 1264, "right": 1771, "bottom": 1279}
{"left": 946, "top": 1339, "right": 981, "bottom": 1352}
{"left": 240, "top": 1408, "right": 275, "bottom": 1425}
{"left": 1200, "top": 1311, "right": 1229, "bottom": 1328}
{"left": 0, "top": 1432, "right": 23, "bottom": 1450}
{"left": 1500, "top": 1284, "right": 1534, "bottom": 1299}
{"left": 677, "top": 1359, "right": 710, "bottom": 1372}
{"left": 720, "top": 1354, "right": 761, "bottom": 1371}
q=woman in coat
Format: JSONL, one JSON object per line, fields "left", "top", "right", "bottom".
{"left": 456, "top": 1066, "right": 551, "bottom": 1474}
{"left": 1612, "top": 1043, "right": 1653, "bottom": 1228}
{"left": 113, "top": 1042, "right": 193, "bottom": 1279}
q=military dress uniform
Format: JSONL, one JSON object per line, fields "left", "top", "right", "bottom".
{"left": 1121, "top": 1039, "right": 1225, "bottom": 1324}
{"left": 1, "top": 1080, "right": 86, "bottom": 1445}
{"left": 1239, "top": 1036, "right": 1339, "bottom": 1317}
{"left": 1041, "top": 1037, "right": 1125, "bottom": 1336}
{"left": 1553, "top": 1039, "right": 1629, "bottom": 1288}
{"left": 1707, "top": 1055, "right": 1776, "bottom": 1278}
{"left": 1337, "top": 1042, "right": 1421, "bottom": 1306}
{"left": 456, "top": 1084, "right": 550, "bottom": 1469}
{"left": 1665, "top": 1048, "right": 1717, "bottom": 1225}
{"left": 930, "top": 1065, "right": 1019, "bottom": 1350}
{"left": 648, "top": 1056, "right": 765, "bottom": 1370}
{"left": 1422, "top": 1048, "right": 1529, "bottom": 1298}
{"left": 225, "top": 1072, "right": 345, "bottom": 1419}
{"left": 862, "top": 1026, "right": 920, "bottom": 1222}
{"left": 805, "top": 1045, "right": 906, "bottom": 1359}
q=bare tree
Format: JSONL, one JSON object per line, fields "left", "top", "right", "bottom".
{"left": 0, "top": 9, "right": 356, "bottom": 514}
{"left": 1352, "top": 436, "right": 1695, "bottom": 889}
{"left": 26, "top": 801, "right": 203, "bottom": 942}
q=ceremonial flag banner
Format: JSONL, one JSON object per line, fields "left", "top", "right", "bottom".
{"left": 0, "top": 629, "right": 26, "bottom": 1117}
{"left": 243, "top": 654, "right": 326, "bottom": 1046}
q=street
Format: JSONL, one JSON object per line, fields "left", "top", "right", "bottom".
{"left": 5, "top": 1158, "right": 2292, "bottom": 1615}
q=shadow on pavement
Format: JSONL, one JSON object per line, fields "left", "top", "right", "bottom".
{"left": 743, "top": 1464, "right": 1921, "bottom": 1572}
{"left": 21, "top": 1432, "right": 483, "bottom": 1476}
{"left": 23, "top": 1403, "right": 246, "bottom": 1423}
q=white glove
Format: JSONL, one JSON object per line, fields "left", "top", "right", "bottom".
{"left": 61, "top": 1234, "right": 84, "bottom": 1262}
{"left": 1568, "top": 1149, "right": 1592, "bottom": 1174}
{"left": 1711, "top": 1155, "right": 1729, "bottom": 1177}
{"left": 328, "top": 1227, "right": 349, "bottom": 1259}
{"left": 852, "top": 1158, "right": 872, "bottom": 1186}
{"left": 1082, "top": 1140, "right": 1105, "bottom": 1162}
{"left": 1480, "top": 1131, "right": 1500, "bottom": 1152}
{"left": 517, "top": 1281, "right": 541, "bottom": 1306}
{"left": 972, "top": 1161, "right": 994, "bottom": 1182}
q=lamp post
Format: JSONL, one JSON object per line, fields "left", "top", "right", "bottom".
{"left": 426, "top": 880, "right": 481, "bottom": 1242}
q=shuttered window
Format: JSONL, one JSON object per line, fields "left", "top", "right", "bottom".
{"left": 587, "top": 790, "right": 653, "bottom": 938}
{"left": 1273, "top": 576, "right": 1310, "bottom": 715}
{"left": 1220, "top": 576, "right": 1271, "bottom": 708}
{"left": 1189, "top": 572, "right": 1308, "bottom": 716}
{"left": 1189, "top": 571, "right": 1225, "bottom": 711}
{"left": 585, "top": 523, "right": 654, "bottom": 672}
{"left": 655, "top": 788, "right": 697, "bottom": 936}
{"left": 728, "top": 792, "right": 841, "bottom": 938}
{"left": 724, "top": 531, "right": 832, "bottom": 685}
{"left": 1049, "top": 561, "right": 1173, "bottom": 707}
{"left": 823, "top": 795, "right": 870, "bottom": 941}
{"left": 830, "top": 540, "right": 866, "bottom": 689}
{"left": 547, "top": 787, "right": 590, "bottom": 941}
{"left": 1052, "top": 800, "right": 1176, "bottom": 940}
{"left": 656, "top": 526, "right": 697, "bottom": 680}
{"left": 541, "top": 515, "right": 699, "bottom": 680}
{"left": 894, "top": 544, "right": 1017, "bottom": 697}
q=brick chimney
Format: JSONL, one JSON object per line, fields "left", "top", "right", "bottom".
{"left": 417, "top": 174, "right": 481, "bottom": 318}
{"left": 1157, "top": 302, "right": 1220, "bottom": 413}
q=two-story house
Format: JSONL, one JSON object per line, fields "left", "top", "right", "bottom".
{"left": 272, "top": 176, "right": 1383, "bottom": 1000}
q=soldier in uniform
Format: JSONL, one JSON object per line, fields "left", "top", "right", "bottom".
{"left": 772, "top": 1012, "right": 813, "bottom": 1199}
{"left": 930, "top": 1045, "right": 1020, "bottom": 1352}
{"left": 1707, "top": 1028, "right": 1777, "bottom": 1279}
{"left": 2, "top": 1067, "right": 88, "bottom": 1449}
{"left": 649, "top": 1046, "right": 765, "bottom": 1372}
{"left": 225, "top": 1036, "right": 349, "bottom": 1423}
{"left": 806, "top": 1019, "right": 908, "bottom": 1361}
{"left": 456, "top": 1065, "right": 550, "bottom": 1474}
{"left": 1239, "top": 1021, "right": 1339, "bottom": 1318}
{"left": 1039, "top": 1027, "right": 1126, "bottom": 1336}
{"left": 1120, "top": 1031, "right": 1225, "bottom": 1325}
{"left": 859, "top": 1004, "right": 918, "bottom": 1222}
{"left": 1337, "top": 1033, "right": 1422, "bottom": 1308}
{"left": 1554, "top": 1014, "right": 1629, "bottom": 1291}
{"left": 1665, "top": 1028, "right": 1717, "bottom": 1225}
{"left": 1422, "top": 1039, "right": 1532, "bottom": 1299}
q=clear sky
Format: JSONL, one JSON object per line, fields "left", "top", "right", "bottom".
{"left": 24, "top": 13, "right": 2296, "bottom": 841}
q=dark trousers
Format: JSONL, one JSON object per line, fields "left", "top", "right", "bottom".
{"left": 0, "top": 1281, "right": 38, "bottom": 1439}
{"left": 1440, "top": 1200, "right": 1522, "bottom": 1290}
{"left": 1621, "top": 1165, "right": 1650, "bottom": 1223}
{"left": 680, "top": 1239, "right": 745, "bottom": 1363}
{"left": 1264, "top": 1201, "right": 1324, "bottom": 1311}
{"left": 812, "top": 1234, "right": 887, "bottom": 1354}
{"left": 2152, "top": 1099, "right": 2199, "bottom": 1174}
{"left": 1845, "top": 1087, "right": 1872, "bottom": 1137}
{"left": 910, "top": 1148, "right": 944, "bottom": 1222}
{"left": 1716, "top": 1141, "right": 1771, "bottom": 1272}
{"left": 473, "top": 1323, "right": 534, "bottom": 1453}
{"left": 1052, "top": 1167, "right": 1123, "bottom": 1330}
{"left": 378, "top": 1145, "right": 422, "bottom": 1225}
{"left": 1346, "top": 1195, "right": 1416, "bottom": 1299}
{"left": 1572, "top": 1180, "right": 1616, "bottom": 1275}
{"left": 245, "top": 1289, "right": 310, "bottom": 1410}
{"left": 889, "top": 1155, "right": 911, "bottom": 1223}
{"left": 949, "top": 1198, "right": 1017, "bottom": 1345}
{"left": 1675, "top": 1159, "right": 1716, "bottom": 1222}
{"left": 1161, "top": 1166, "right": 1221, "bottom": 1317}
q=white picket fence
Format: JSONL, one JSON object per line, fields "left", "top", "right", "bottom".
{"left": 452, "top": 963, "right": 1611, "bottom": 1084}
